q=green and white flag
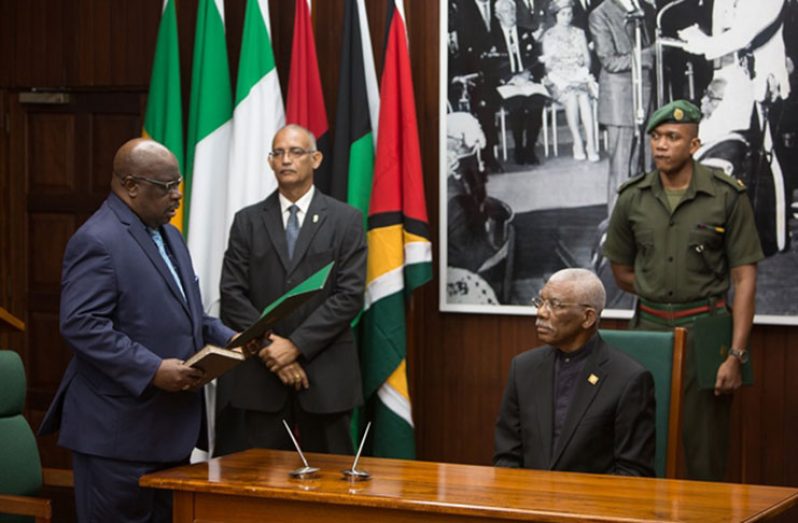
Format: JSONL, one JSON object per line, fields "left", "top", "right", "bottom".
{"left": 186, "top": 0, "right": 233, "bottom": 316}
{"left": 227, "top": 0, "right": 285, "bottom": 222}
{"left": 142, "top": 0, "right": 184, "bottom": 231}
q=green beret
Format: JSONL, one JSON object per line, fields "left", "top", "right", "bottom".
{"left": 646, "top": 100, "right": 702, "bottom": 134}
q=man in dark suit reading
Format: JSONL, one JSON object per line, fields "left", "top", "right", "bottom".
{"left": 39, "top": 138, "right": 253, "bottom": 522}
{"left": 216, "top": 124, "right": 367, "bottom": 456}
{"left": 494, "top": 268, "right": 655, "bottom": 476}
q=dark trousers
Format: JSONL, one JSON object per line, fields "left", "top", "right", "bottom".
{"left": 633, "top": 313, "right": 732, "bottom": 481}
{"left": 214, "top": 400, "right": 353, "bottom": 457}
{"left": 72, "top": 451, "right": 185, "bottom": 523}
{"left": 506, "top": 99, "right": 543, "bottom": 160}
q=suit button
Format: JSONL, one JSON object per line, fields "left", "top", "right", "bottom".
{"left": 287, "top": 279, "right": 293, "bottom": 286}
{"left": 668, "top": 256, "right": 673, "bottom": 262}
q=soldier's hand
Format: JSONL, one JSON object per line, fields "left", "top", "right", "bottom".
{"left": 714, "top": 357, "right": 743, "bottom": 396}
{"left": 152, "top": 358, "right": 204, "bottom": 392}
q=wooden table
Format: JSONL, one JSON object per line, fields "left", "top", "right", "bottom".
{"left": 140, "top": 449, "right": 798, "bottom": 522}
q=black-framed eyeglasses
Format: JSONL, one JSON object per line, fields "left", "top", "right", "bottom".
{"left": 531, "top": 296, "right": 592, "bottom": 312}
{"left": 130, "top": 176, "right": 182, "bottom": 194}
{"left": 268, "top": 147, "right": 316, "bottom": 160}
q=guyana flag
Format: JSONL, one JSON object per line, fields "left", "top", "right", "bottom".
{"left": 359, "top": 0, "right": 432, "bottom": 459}
{"left": 142, "top": 0, "right": 184, "bottom": 231}
{"left": 286, "top": 0, "right": 332, "bottom": 193}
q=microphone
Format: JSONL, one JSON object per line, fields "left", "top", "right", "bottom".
{"left": 282, "top": 419, "right": 319, "bottom": 479}
{"left": 342, "top": 421, "right": 372, "bottom": 481}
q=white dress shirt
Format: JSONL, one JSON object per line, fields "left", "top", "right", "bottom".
{"left": 279, "top": 185, "right": 315, "bottom": 229}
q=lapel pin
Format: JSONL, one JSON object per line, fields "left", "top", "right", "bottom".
{"left": 588, "top": 374, "right": 599, "bottom": 385}
{"left": 312, "top": 214, "right": 319, "bottom": 223}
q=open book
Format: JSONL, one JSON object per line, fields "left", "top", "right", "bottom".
{"left": 496, "top": 82, "right": 550, "bottom": 100}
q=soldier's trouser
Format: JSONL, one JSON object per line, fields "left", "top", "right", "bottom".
{"left": 633, "top": 313, "right": 732, "bottom": 481}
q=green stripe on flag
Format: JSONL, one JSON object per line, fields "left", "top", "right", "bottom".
{"left": 360, "top": 292, "right": 406, "bottom": 398}
{"left": 235, "top": 0, "right": 277, "bottom": 105}
{"left": 372, "top": 397, "right": 415, "bottom": 459}
{"left": 348, "top": 132, "right": 374, "bottom": 228}
{"left": 404, "top": 262, "right": 433, "bottom": 296}
{"left": 185, "top": 0, "right": 232, "bottom": 222}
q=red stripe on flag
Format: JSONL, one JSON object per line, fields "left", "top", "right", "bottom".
{"left": 286, "top": 0, "right": 329, "bottom": 140}
{"left": 370, "top": 9, "right": 428, "bottom": 225}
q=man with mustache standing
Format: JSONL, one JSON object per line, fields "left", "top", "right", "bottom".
{"left": 494, "top": 268, "right": 655, "bottom": 475}
{"left": 39, "top": 138, "right": 250, "bottom": 521}
{"left": 216, "top": 124, "right": 367, "bottom": 457}
{"left": 604, "top": 100, "right": 763, "bottom": 481}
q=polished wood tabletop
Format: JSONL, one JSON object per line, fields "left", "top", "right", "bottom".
{"left": 140, "top": 448, "right": 798, "bottom": 522}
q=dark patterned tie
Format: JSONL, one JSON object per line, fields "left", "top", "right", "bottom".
{"left": 286, "top": 204, "right": 300, "bottom": 260}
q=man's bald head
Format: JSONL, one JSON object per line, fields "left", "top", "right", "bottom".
{"left": 111, "top": 138, "right": 182, "bottom": 228}
{"left": 113, "top": 138, "right": 176, "bottom": 183}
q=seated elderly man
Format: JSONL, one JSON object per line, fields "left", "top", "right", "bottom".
{"left": 494, "top": 268, "right": 655, "bottom": 476}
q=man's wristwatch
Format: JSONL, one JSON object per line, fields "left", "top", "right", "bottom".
{"left": 728, "top": 347, "right": 749, "bottom": 364}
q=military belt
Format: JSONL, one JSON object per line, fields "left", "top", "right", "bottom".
{"left": 638, "top": 296, "right": 726, "bottom": 326}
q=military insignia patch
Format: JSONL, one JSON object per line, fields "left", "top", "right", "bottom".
{"left": 673, "top": 107, "right": 684, "bottom": 121}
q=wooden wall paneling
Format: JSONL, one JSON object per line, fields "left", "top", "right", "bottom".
{"left": 29, "top": 0, "right": 49, "bottom": 86}
{"left": 760, "top": 325, "right": 787, "bottom": 484}
{"left": 785, "top": 334, "right": 798, "bottom": 486}
{"left": 5, "top": 94, "right": 30, "bottom": 360}
{"left": 268, "top": 0, "right": 295, "bottom": 99}
{"left": 44, "top": 0, "right": 66, "bottom": 86}
{"left": 311, "top": 0, "right": 343, "bottom": 127}
{"left": 0, "top": 2, "right": 11, "bottom": 86}
{"left": 12, "top": 0, "right": 32, "bottom": 86}
{"left": 90, "top": 0, "right": 112, "bottom": 86}
{"left": 224, "top": 0, "right": 245, "bottom": 93}
{"left": 76, "top": 0, "right": 96, "bottom": 85}
{"left": 0, "top": 90, "right": 27, "bottom": 355}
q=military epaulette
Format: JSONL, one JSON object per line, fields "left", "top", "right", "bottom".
{"left": 711, "top": 168, "right": 747, "bottom": 192}
{"left": 616, "top": 172, "right": 649, "bottom": 193}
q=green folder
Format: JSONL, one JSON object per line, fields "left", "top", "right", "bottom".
{"left": 692, "top": 314, "right": 754, "bottom": 390}
{"left": 226, "top": 261, "right": 334, "bottom": 348}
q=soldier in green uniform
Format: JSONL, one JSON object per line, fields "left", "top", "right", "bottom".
{"left": 603, "top": 99, "right": 763, "bottom": 481}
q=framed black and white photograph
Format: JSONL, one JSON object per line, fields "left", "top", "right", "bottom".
{"left": 439, "top": 0, "right": 798, "bottom": 324}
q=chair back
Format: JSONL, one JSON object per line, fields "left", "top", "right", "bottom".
{"left": 0, "top": 350, "right": 43, "bottom": 523}
{"left": 598, "top": 328, "right": 685, "bottom": 478}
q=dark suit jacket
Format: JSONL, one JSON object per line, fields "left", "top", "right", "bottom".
{"left": 515, "top": 0, "right": 552, "bottom": 33}
{"left": 494, "top": 335, "right": 656, "bottom": 476}
{"left": 588, "top": 0, "right": 655, "bottom": 127}
{"left": 39, "top": 193, "right": 234, "bottom": 463}
{"left": 489, "top": 25, "right": 545, "bottom": 84}
{"left": 453, "top": 0, "right": 502, "bottom": 72}
{"left": 218, "top": 189, "right": 366, "bottom": 415}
